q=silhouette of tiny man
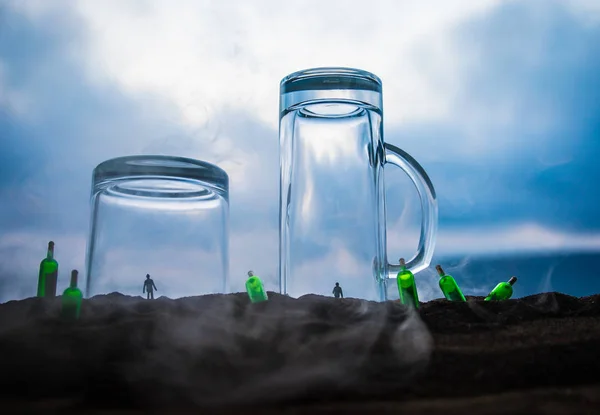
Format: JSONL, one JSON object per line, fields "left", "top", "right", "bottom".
{"left": 332, "top": 282, "right": 343, "bottom": 298}
{"left": 143, "top": 274, "right": 158, "bottom": 300}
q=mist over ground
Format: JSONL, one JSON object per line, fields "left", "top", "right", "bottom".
{"left": 0, "top": 292, "right": 434, "bottom": 407}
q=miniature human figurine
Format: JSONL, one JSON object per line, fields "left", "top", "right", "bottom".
{"left": 397, "top": 258, "right": 419, "bottom": 308}
{"left": 485, "top": 276, "right": 518, "bottom": 301}
{"left": 332, "top": 282, "right": 343, "bottom": 298}
{"left": 246, "top": 270, "right": 268, "bottom": 303}
{"left": 142, "top": 274, "right": 158, "bottom": 299}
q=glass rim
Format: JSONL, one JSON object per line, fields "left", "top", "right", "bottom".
{"left": 280, "top": 67, "right": 382, "bottom": 94}
{"left": 92, "top": 155, "right": 229, "bottom": 191}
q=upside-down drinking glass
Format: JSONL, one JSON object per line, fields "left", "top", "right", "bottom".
{"left": 85, "top": 155, "right": 229, "bottom": 298}
{"left": 279, "top": 67, "right": 438, "bottom": 302}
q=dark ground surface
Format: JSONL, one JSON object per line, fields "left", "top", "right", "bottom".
{"left": 0, "top": 291, "right": 599, "bottom": 414}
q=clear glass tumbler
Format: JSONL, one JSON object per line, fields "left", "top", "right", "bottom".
{"left": 279, "top": 67, "right": 438, "bottom": 302}
{"left": 85, "top": 155, "right": 229, "bottom": 299}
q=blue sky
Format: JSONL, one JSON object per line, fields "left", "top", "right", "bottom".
{"left": 1, "top": 0, "right": 599, "bottom": 302}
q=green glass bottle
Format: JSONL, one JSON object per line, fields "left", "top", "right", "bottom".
{"left": 246, "top": 271, "right": 268, "bottom": 303}
{"left": 61, "top": 269, "right": 83, "bottom": 320}
{"left": 37, "top": 241, "right": 58, "bottom": 298}
{"left": 485, "top": 276, "right": 517, "bottom": 301}
{"left": 397, "top": 258, "right": 419, "bottom": 308}
{"left": 436, "top": 265, "right": 467, "bottom": 302}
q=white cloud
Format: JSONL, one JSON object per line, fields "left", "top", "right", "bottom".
{"left": 53, "top": 0, "right": 505, "bottom": 130}
{"left": 388, "top": 221, "right": 600, "bottom": 258}
{"left": 10, "top": 0, "right": 600, "bottom": 162}
{"left": 0, "top": 62, "right": 32, "bottom": 119}
{"left": 565, "top": 0, "right": 600, "bottom": 25}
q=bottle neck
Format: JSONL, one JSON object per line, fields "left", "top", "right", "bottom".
{"left": 399, "top": 258, "right": 407, "bottom": 271}
{"left": 70, "top": 272, "right": 78, "bottom": 288}
{"left": 47, "top": 247, "right": 54, "bottom": 260}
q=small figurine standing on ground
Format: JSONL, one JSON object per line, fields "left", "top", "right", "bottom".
{"left": 246, "top": 270, "right": 268, "bottom": 303}
{"left": 332, "top": 282, "right": 343, "bottom": 298}
{"left": 143, "top": 274, "right": 158, "bottom": 300}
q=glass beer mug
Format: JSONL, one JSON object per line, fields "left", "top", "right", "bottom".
{"left": 278, "top": 67, "right": 438, "bottom": 301}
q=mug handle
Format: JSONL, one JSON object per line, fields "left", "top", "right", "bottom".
{"left": 384, "top": 143, "right": 438, "bottom": 279}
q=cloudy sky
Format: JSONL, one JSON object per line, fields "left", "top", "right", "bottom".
{"left": 1, "top": 0, "right": 599, "bottom": 303}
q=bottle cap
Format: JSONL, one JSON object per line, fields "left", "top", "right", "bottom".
{"left": 399, "top": 258, "right": 406, "bottom": 267}
{"left": 435, "top": 265, "right": 444, "bottom": 276}
{"left": 508, "top": 276, "right": 517, "bottom": 285}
